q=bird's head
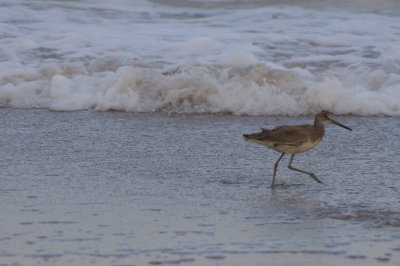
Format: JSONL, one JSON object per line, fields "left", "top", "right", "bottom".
{"left": 316, "top": 111, "right": 352, "bottom": 131}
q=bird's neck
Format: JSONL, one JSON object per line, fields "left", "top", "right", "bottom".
{"left": 314, "top": 120, "right": 325, "bottom": 138}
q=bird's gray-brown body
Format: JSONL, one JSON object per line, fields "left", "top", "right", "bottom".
{"left": 245, "top": 124, "right": 325, "bottom": 155}
{"left": 243, "top": 111, "right": 352, "bottom": 187}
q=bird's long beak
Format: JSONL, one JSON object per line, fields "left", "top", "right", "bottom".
{"left": 329, "top": 118, "right": 352, "bottom": 131}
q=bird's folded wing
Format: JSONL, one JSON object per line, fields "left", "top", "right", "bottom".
{"left": 266, "top": 127, "right": 309, "bottom": 146}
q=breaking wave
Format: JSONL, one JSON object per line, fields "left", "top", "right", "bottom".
{"left": 1, "top": 61, "right": 399, "bottom": 116}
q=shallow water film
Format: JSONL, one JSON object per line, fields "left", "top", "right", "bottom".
{"left": 0, "top": 109, "right": 399, "bottom": 265}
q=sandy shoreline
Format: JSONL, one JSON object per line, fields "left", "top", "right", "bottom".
{"left": 1, "top": 109, "right": 399, "bottom": 265}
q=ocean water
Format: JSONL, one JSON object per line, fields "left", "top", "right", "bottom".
{"left": 1, "top": 0, "right": 400, "bottom": 115}
{"left": 1, "top": 0, "right": 400, "bottom": 265}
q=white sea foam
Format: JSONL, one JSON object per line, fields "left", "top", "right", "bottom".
{"left": 0, "top": 0, "right": 399, "bottom": 116}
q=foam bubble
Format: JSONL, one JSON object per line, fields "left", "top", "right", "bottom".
{"left": 220, "top": 51, "right": 259, "bottom": 67}
{"left": 176, "top": 37, "right": 224, "bottom": 56}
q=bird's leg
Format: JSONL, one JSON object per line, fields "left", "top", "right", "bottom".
{"left": 271, "top": 153, "right": 285, "bottom": 188}
{"left": 287, "top": 154, "right": 322, "bottom": 184}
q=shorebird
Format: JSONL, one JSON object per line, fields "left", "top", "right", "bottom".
{"left": 243, "top": 111, "right": 352, "bottom": 187}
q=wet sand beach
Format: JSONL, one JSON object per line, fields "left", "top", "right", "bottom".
{"left": 1, "top": 109, "right": 399, "bottom": 265}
